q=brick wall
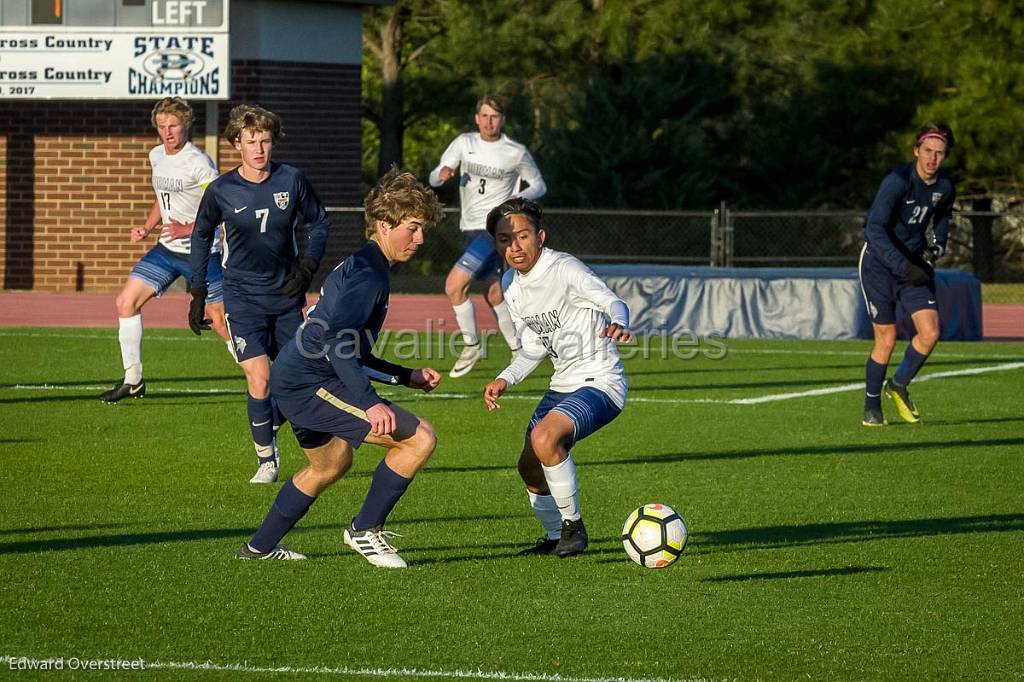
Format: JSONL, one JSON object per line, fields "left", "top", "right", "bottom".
{"left": 0, "top": 60, "right": 362, "bottom": 293}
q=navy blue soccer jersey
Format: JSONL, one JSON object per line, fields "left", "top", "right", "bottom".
{"left": 190, "top": 162, "right": 330, "bottom": 313}
{"left": 862, "top": 162, "right": 956, "bottom": 275}
{"left": 270, "top": 241, "right": 413, "bottom": 411}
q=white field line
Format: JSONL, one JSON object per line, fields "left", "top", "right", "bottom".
{"left": 3, "top": 361, "right": 1023, "bottom": 406}
{"left": 0, "top": 329, "right": 1021, "bottom": 360}
{"left": 730, "top": 361, "right": 1024, "bottom": 405}
{"left": 0, "top": 656, "right": 720, "bottom": 682}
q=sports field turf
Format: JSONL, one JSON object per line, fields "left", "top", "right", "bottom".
{"left": 1, "top": 328, "right": 1022, "bottom": 680}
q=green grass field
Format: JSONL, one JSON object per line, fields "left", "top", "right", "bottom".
{"left": 1, "top": 328, "right": 1022, "bottom": 680}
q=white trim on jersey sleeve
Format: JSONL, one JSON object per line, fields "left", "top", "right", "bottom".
{"left": 562, "top": 256, "right": 629, "bottom": 324}
{"left": 513, "top": 149, "right": 546, "bottom": 200}
{"left": 497, "top": 326, "right": 546, "bottom": 386}
{"left": 192, "top": 148, "right": 220, "bottom": 186}
{"left": 429, "top": 135, "right": 466, "bottom": 187}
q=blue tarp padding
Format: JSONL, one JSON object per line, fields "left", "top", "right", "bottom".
{"left": 592, "top": 265, "right": 982, "bottom": 340}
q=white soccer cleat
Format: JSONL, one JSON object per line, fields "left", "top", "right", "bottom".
{"left": 249, "top": 438, "right": 280, "bottom": 484}
{"left": 449, "top": 343, "right": 482, "bottom": 378}
{"left": 343, "top": 524, "right": 408, "bottom": 568}
{"left": 249, "top": 459, "right": 279, "bottom": 484}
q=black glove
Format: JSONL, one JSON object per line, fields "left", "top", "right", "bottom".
{"left": 923, "top": 243, "right": 945, "bottom": 264}
{"left": 901, "top": 261, "right": 933, "bottom": 286}
{"left": 281, "top": 257, "right": 319, "bottom": 298}
{"left": 188, "top": 285, "right": 211, "bottom": 335}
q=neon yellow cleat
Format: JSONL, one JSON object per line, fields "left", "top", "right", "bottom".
{"left": 884, "top": 379, "right": 920, "bottom": 423}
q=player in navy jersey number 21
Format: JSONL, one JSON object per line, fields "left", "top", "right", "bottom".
{"left": 859, "top": 121, "right": 956, "bottom": 426}
{"left": 189, "top": 105, "right": 331, "bottom": 483}
{"left": 235, "top": 168, "right": 444, "bottom": 565}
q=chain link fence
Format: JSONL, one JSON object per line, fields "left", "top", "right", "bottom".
{"left": 317, "top": 206, "right": 1024, "bottom": 289}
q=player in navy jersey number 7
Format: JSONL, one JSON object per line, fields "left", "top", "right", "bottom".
{"left": 189, "top": 105, "right": 331, "bottom": 483}
{"left": 859, "top": 121, "right": 956, "bottom": 426}
{"left": 235, "top": 167, "right": 444, "bottom": 566}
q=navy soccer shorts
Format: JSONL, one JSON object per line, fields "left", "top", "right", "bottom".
{"left": 224, "top": 305, "right": 304, "bottom": 363}
{"left": 858, "top": 244, "right": 937, "bottom": 325}
{"left": 130, "top": 243, "right": 224, "bottom": 303}
{"left": 453, "top": 230, "right": 502, "bottom": 281}
{"left": 275, "top": 380, "right": 420, "bottom": 450}
{"left": 527, "top": 387, "right": 623, "bottom": 447}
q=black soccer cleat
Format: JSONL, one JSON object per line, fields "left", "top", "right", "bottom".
{"left": 884, "top": 379, "right": 920, "bottom": 423}
{"left": 554, "top": 518, "right": 588, "bottom": 558}
{"left": 862, "top": 406, "right": 886, "bottom": 427}
{"left": 235, "top": 542, "right": 306, "bottom": 560}
{"left": 99, "top": 379, "right": 146, "bottom": 403}
{"left": 518, "top": 537, "right": 559, "bottom": 556}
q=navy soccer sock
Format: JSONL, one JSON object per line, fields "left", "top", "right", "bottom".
{"left": 893, "top": 345, "right": 929, "bottom": 387}
{"left": 864, "top": 357, "right": 887, "bottom": 409}
{"left": 247, "top": 393, "right": 275, "bottom": 462}
{"left": 352, "top": 459, "right": 412, "bottom": 531}
{"left": 248, "top": 479, "right": 316, "bottom": 553}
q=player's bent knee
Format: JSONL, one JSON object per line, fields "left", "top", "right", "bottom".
{"left": 411, "top": 419, "right": 437, "bottom": 459}
{"left": 114, "top": 291, "right": 139, "bottom": 317}
{"left": 530, "top": 424, "right": 569, "bottom": 464}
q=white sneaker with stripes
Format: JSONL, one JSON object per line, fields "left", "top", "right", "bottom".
{"left": 343, "top": 524, "right": 408, "bottom": 568}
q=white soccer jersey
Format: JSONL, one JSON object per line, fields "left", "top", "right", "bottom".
{"left": 149, "top": 141, "right": 220, "bottom": 254}
{"left": 497, "top": 248, "right": 629, "bottom": 408}
{"left": 429, "top": 133, "right": 546, "bottom": 232}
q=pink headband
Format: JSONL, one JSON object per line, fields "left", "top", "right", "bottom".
{"left": 917, "top": 131, "right": 947, "bottom": 144}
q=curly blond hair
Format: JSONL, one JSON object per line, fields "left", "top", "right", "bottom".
{"left": 364, "top": 167, "right": 444, "bottom": 237}
{"left": 224, "top": 104, "right": 284, "bottom": 145}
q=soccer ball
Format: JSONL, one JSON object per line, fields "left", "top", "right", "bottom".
{"left": 622, "top": 503, "right": 688, "bottom": 568}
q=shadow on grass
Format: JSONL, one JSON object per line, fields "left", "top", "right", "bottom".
{"left": 0, "top": 393, "right": 241, "bottom": 405}
{"left": 700, "top": 566, "right": 887, "bottom": 582}
{"left": 430, "top": 512, "right": 1024, "bottom": 565}
{"left": 400, "top": 436, "right": 1024, "bottom": 475}
{"left": 0, "top": 523, "right": 126, "bottom": 537}
{"left": 925, "top": 416, "right": 1024, "bottom": 427}
{"left": 694, "top": 513, "right": 1024, "bottom": 553}
{"left": 2, "top": 512, "right": 1021, "bottom": 561}
{"left": 0, "top": 527, "right": 252, "bottom": 554}
{"left": 0, "top": 375, "right": 242, "bottom": 388}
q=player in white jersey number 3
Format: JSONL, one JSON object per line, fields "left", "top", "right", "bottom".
{"left": 100, "top": 97, "right": 229, "bottom": 403}
{"left": 429, "top": 94, "right": 547, "bottom": 378}
{"left": 482, "top": 198, "right": 632, "bottom": 558}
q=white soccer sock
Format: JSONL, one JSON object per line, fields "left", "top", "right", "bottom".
{"left": 527, "top": 490, "right": 563, "bottom": 540}
{"left": 492, "top": 301, "right": 520, "bottom": 350}
{"left": 118, "top": 314, "right": 143, "bottom": 384}
{"left": 453, "top": 299, "right": 479, "bottom": 346}
{"left": 541, "top": 456, "right": 580, "bottom": 522}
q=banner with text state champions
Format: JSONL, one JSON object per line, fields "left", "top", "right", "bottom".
{"left": 0, "top": 32, "right": 228, "bottom": 99}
